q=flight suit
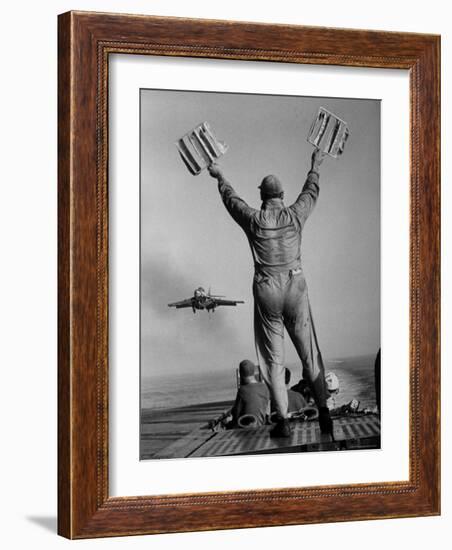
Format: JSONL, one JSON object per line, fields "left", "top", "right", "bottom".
{"left": 217, "top": 171, "right": 328, "bottom": 418}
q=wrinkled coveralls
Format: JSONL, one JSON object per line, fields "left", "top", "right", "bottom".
{"left": 218, "top": 170, "right": 328, "bottom": 418}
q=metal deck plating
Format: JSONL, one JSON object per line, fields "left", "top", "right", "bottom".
{"left": 153, "top": 414, "right": 380, "bottom": 459}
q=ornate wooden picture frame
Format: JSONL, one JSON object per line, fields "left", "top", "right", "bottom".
{"left": 58, "top": 11, "right": 440, "bottom": 539}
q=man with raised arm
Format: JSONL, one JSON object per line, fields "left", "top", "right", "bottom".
{"left": 208, "top": 149, "right": 333, "bottom": 438}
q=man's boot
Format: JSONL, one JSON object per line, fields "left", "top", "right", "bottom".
{"left": 318, "top": 407, "right": 334, "bottom": 437}
{"left": 270, "top": 417, "right": 292, "bottom": 438}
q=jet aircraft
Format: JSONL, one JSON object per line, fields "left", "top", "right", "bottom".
{"left": 168, "top": 287, "right": 244, "bottom": 313}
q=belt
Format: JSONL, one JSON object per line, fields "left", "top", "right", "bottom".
{"left": 254, "top": 265, "right": 302, "bottom": 277}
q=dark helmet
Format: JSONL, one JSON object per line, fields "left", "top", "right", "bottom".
{"left": 239, "top": 359, "right": 256, "bottom": 379}
{"left": 258, "top": 175, "right": 283, "bottom": 195}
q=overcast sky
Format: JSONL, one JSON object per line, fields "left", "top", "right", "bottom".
{"left": 140, "top": 89, "right": 380, "bottom": 379}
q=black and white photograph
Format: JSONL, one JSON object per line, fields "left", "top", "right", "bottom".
{"left": 140, "top": 89, "right": 381, "bottom": 460}
{"left": 1, "top": 0, "right": 446, "bottom": 547}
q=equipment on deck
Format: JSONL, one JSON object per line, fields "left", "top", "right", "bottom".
{"left": 237, "top": 414, "right": 258, "bottom": 429}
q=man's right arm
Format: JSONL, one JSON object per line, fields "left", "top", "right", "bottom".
{"left": 208, "top": 164, "right": 255, "bottom": 230}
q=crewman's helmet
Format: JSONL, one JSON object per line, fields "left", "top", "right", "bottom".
{"left": 239, "top": 359, "right": 256, "bottom": 380}
{"left": 325, "top": 372, "right": 340, "bottom": 394}
{"left": 258, "top": 175, "right": 283, "bottom": 195}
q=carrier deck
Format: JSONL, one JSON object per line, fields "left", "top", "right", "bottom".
{"left": 149, "top": 413, "right": 380, "bottom": 459}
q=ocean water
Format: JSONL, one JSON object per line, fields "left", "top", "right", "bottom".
{"left": 141, "top": 353, "right": 377, "bottom": 411}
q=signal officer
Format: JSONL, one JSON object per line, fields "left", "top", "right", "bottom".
{"left": 208, "top": 149, "right": 332, "bottom": 438}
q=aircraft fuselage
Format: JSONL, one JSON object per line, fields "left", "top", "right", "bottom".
{"left": 192, "top": 296, "right": 216, "bottom": 311}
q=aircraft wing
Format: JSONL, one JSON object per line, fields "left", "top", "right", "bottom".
{"left": 215, "top": 299, "right": 245, "bottom": 307}
{"left": 168, "top": 298, "right": 193, "bottom": 309}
